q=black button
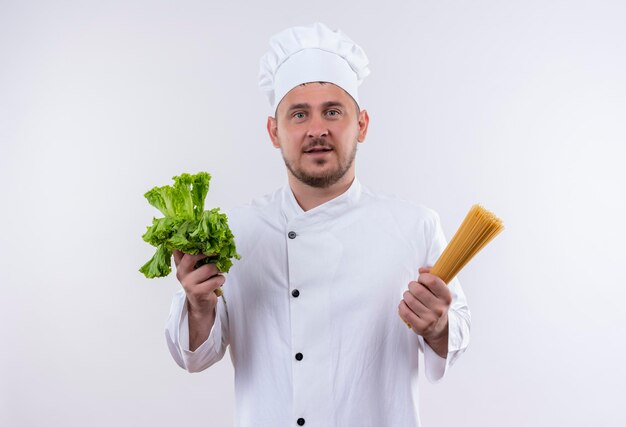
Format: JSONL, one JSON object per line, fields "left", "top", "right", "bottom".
{"left": 295, "top": 352, "right": 303, "bottom": 361}
{"left": 288, "top": 231, "right": 297, "bottom": 239}
{"left": 297, "top": 418, "right": 305, "bottom": 426}
{"left": 292, "top": 289, "right": 300, "bottom": 298}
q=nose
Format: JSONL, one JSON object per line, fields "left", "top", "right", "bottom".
{"left": 307, "top": 115, "right": 329, "bottom": 138}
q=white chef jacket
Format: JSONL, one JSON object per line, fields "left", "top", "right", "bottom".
{"left": 165, "top": 177, "right": 471, "bottom": 427}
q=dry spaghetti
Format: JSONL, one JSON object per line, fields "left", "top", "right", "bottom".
{"left": 431, "top": 204, "right": 504, "bottom": 285}
{"left": 401, "top": 204, "right": 503, "bottom": 330}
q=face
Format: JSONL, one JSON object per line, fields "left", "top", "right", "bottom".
{"left": 267, "top": 82, "right": 369, "bottom": 189}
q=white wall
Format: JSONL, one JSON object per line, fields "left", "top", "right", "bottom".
{"left": 1, "top": 1, "right": 625, "bottom": 426}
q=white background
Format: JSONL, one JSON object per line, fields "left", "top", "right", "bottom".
{"left": 1, "top": 1, "right": 625, "bottom": 426}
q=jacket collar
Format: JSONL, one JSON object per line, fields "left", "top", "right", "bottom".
{"left": 281, "top": 176, "right": 362, "bottom": 227}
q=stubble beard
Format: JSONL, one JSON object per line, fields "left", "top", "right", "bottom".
{"left": 282, "top": 140, "right": 358, "bottom": 189}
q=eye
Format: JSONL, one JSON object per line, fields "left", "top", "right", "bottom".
{"left": 292, "top": 112, "right": 306, "bottom": 120}
{"left": 326, "top": 109, "right": 341, "bottom": 117}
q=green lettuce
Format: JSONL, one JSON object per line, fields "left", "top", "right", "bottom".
{"left": 139, "top": 172, "right": 241, "bottom": 286}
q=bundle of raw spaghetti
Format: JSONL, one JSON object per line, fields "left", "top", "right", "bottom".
{"left": 431, "top": 204, "right": 504, "bottom": 285}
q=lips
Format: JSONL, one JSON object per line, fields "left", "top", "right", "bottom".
{"left": 304, "top": 147, "right": 333, "bottom": 153}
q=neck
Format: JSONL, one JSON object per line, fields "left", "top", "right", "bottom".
{"left": 288, "top": 171, "right": 355, "bottom": 212}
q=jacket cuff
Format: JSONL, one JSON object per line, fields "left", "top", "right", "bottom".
{"left": 181, "top": 303, "right": 220, "bottom": 347}
{"left": 166, "top": 289, "right": 223, "bottom": 372}
{"left": 420, "top": 309, "right": 470, "bottom": 383}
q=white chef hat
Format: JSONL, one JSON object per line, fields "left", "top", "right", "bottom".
{"left": 259, "top": 22, "right": 370, "bottom": 114}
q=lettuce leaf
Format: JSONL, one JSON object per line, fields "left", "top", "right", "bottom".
{"left": 139, "top": 172, "right": 240, "bottom": 279}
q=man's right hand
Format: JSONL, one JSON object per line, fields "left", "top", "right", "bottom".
{"left": 173, "top": 250, "right": 225, "bottom": 351}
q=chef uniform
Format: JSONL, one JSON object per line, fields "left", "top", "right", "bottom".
{"left": 166, "top": 22, "right": 471, "bottom": 427}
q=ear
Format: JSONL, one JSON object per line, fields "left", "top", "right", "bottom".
{"left": 267, "top": 116, "right": 280, "bottom": 148}
{"left": 357, "top": 109, "right": 370, "bottom": 143}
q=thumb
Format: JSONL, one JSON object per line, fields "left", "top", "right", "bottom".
{"left": 418, "top": 266, "right": 432, "bottom": 274}
{"left": 173, "top": 250, "right": 183, "bottom": 267}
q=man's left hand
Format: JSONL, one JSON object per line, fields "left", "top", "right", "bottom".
{"left": 398, "top": 266, "right": 452, "bottom": 358}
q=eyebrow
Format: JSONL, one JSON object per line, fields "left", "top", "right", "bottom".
{"left": 286, "top": 101, "right": 346, "bottom": 113}
{"left": 286, "top": 103, "right": 309, "bottom": 112}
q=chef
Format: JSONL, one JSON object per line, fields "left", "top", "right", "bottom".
{"left": 166, "top": 22, "right": 470, "bottom": 427}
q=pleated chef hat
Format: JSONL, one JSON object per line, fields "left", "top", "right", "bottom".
{"left": 259, "top": 22, "right": 370, "bottom": 114}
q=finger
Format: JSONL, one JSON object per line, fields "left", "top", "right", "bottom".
{"left": 403, "top": 289, "right": 433, "bottom": 319}
{"left": 187, "top": 274, "right": 226, "bottom": 300}
{"left": 192, "top": 253, "right": 220, "bottom": 270}
{"left": 418, "top": 272, "right": 450, "bottom": 300}
{"left": 398, "top": 301, "right": 428, "bottom": 332}
{"left": 407, "top": 281, "right": 439, "bottom": 309}
{"left": 418, "top": 266, "right": 431, "bottom": 274}
{"left": 177, "top": 253, "right": 209, "bottom": 276}
{"left": 196, "top": 273, "right": 226, "bottom": 294}
{"left": 173, "top": 250, "right": 183, "bottom": 267}
{"left": 186, "top": 262, "right": 221, "bottom": 286}
{"left": 203, "top": 273, "right": 226, "bottom": 292}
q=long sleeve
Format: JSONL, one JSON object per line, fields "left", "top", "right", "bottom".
{"left": 164, "top": 289, "right": 230, "bottom": 372}
{"left": 420, "top": 210, "right": 472, "bottom": 383}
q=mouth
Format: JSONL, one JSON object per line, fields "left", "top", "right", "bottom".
{"left": 304, "top": 147, "right": 333, "bottom": 155}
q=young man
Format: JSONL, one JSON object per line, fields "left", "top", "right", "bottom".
{"left": 166, "top": 22, "right": 470, "bottom": 427}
